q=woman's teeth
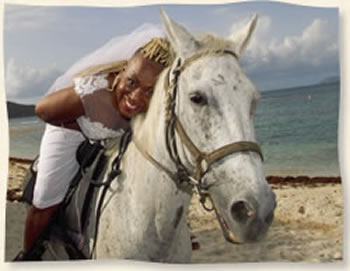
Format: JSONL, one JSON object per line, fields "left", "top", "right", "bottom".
{"left": 125, "top": 99, "right": 137, "bottom": 110}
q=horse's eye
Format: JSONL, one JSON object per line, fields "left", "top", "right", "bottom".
{"left": 190, "top": 92, "right": 208, "bottom": 105}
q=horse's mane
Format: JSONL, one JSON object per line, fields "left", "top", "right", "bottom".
{"left": 131, "top": 68, "right": 169, "bottom": 145}
{"left": 197, "top": 33, "right": 235, "bottom": 53}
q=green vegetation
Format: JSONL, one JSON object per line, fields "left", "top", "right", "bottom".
{"left": 7, "top": 101, "right": 35, "bottom": 119}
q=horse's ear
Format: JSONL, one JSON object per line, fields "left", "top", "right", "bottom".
{"left": 160, "top": 8, "right": 199, "bottom": 59}
{"left": 229, "top": 13, "right": 258, "bottom": 58}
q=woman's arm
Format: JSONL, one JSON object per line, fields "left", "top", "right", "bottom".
{"left": 35, "top": 86, "right": 85, "bottom": 129}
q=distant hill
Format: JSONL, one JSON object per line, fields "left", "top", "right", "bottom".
{"left": 318, "top": 76, "right": 340, "bottom": 85}
{"left": 7, "top": 101, "right": 36, "bottom": 119}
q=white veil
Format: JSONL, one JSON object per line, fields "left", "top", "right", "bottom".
{"left": 47, "top": 23, "right": 165, "bottom": 94}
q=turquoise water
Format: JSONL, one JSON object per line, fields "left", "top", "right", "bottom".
{"left": 255, "top": 82, "right": 340, "bottom": 176}
{"left": 8, "top": 116, "right": 45, "bottom": 159}
{"left": 8, "top": 82, "right": 340, "bottom": 176}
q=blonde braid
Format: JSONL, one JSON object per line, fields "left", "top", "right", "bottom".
{"left": 138, "top": 38, "right": 174, "bottom": 67}
{"left": 74, "top": 37, "right": 174, "bottom": 93}
{"left": 75, "top": 38, "right": 173, "bottom": 77}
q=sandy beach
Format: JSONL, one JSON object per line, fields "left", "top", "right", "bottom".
{"left": 5, "top": 158, "right": 343, "bottom": 263}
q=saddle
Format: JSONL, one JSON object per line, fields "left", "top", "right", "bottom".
{"left": 20, "top": 129, "right": 132, "bottom": 260}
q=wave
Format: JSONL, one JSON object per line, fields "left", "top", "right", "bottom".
{"left": 19, "top": 120, "right": 40, "bottom": 125}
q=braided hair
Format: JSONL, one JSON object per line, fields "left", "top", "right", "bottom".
{"left": 75, "top": 37, "right": 173, "bottom": 78}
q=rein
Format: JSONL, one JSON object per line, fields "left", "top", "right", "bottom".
{"left": 134, "top": 49, "right": 264, "bottom": 211}
{"left": 90, "top": 129, "right": 132, "bottom": 258}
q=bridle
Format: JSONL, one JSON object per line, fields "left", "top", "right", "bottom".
{"left": 134, "top": 49, "right": 264, "bottom": 211}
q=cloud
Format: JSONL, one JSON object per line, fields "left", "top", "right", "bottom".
{"left": 230, "top": 14, "right": 271, "bottom": 37}
{"left": 5, "top": 58, "right": 62, "bottom": 104}
{"left": 4, "top": 5, "right": 59, "bottom": 31}
{"left": 212, "top": 7, "right": 232, "bottom": 16}
{"left": 230, "top": 15, "right": 272, "bottom": 57}
{"left": 229, "top": 16, "right": 338, "bottom": 88}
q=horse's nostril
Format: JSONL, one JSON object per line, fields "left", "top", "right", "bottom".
{"left": 231, "top": 201, "right": 255, "bottom": 223}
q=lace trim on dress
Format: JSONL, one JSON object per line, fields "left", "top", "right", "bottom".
{"left": 77, "top": 116, "right": 124, "bottom": 140}
{"left": 74, "top": 74, "right": 109, "bottom": 97}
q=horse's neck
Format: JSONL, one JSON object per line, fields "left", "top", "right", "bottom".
{"left": 97, "top": 71, "right": 192, "bottom": 254}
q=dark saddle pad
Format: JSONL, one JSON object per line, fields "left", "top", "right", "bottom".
{"left": 21, "top": 138, "right": 108, "bottom": 259}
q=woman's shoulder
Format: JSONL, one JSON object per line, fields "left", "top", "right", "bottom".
{"left": 73, "top": 74, "right": 110, "bottom": 97}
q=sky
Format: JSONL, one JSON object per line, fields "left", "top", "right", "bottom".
{"left": 3, "top": 1, "right": 339, "bottom": 104}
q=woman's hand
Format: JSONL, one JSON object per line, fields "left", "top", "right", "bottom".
{"left": 35, "top": 86, "right": 85, "bottom": 128}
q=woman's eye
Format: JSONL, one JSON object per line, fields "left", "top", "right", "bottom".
{"left": 190, "top": 92, "right": 208, "bottom": 105}
{"left": 145, "top": 88, "right": 154, "bottom": 97}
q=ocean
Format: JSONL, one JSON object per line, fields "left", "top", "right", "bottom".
{"left": 8, "top": 82, "right": 340, "bottom": 176}
{"left": 255, "top": 82, "right": 340, "bottom": 176}
{"left": 8, "top": 116, "right": 45, "bottom": 160}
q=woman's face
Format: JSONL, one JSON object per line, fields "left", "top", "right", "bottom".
{"left": 115, "top": 52, "right": 164, "bottom": 120}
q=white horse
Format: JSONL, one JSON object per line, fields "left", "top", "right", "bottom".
{"left": 44, "top": 10, "right": 276, "bottom": 263}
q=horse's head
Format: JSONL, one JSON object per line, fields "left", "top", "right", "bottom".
{"left": 160, "top": 10, "right": 276, "bottom": 244}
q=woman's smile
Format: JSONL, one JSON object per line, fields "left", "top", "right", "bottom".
{"left": 121, "top": 94, "right": 139, "bottom": 112}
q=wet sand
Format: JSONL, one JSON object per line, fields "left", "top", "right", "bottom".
{"left": 5, "top": 158, "right": 344, "bottom": 263}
